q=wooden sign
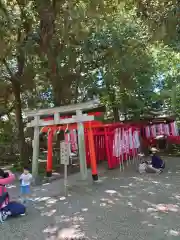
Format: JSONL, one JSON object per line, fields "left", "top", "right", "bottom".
{"left": 60, "top": 141, "right": 70, "bottom": 165}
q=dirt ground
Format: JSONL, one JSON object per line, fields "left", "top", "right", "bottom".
{"left": 1, "top": 156, "right": 180, "bottom": 240}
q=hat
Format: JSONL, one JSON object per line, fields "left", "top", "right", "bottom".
{"left": 155, "top": 135, "right": 164, "bottom": 139}
{"left": 151, "top": 147, "right": 159, "bottom": 153}
{"left": 0, "top": 169, "right": 9, "bottom": 178}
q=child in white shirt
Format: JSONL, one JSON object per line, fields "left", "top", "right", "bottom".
{"left": 19, "top": 167, "right": 32, "bottom": 203}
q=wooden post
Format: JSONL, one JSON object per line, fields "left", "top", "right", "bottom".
{"left": 76, "top": 110, "right": 88, "bottom": 180}
{"left": 32, "top": 116, "right": 40, "bottom": 179}
{"left": 88, "top": 122, "right": 98, "bottom": 181}
{"left": 104, "top": 128, "right": 111, "bottom": 169}
{"left": 60, "top": 141, "right": 69, "bottom": 196}
{"left": 46, "top": 129, "right": 53, "bottom": 177}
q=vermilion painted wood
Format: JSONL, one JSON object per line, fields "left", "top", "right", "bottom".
{"left": 47, "top": 130, "right": 53, "bottom": 172}
{"left": 45, "top": 113, "right": 141, "bottom": 171}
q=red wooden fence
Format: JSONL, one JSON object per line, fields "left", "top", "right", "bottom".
{"left": 85, "top": 123, "right": 140, "bottom": 169}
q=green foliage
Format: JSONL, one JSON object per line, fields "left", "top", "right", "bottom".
{"left": 83, "top": 9, "right": 156, "bottom": 119}
{"left": 0, "top": 120, "right": 13, "bottom": 143}
{"left": 1, "top": 0, "right": 180, "bottom": 163}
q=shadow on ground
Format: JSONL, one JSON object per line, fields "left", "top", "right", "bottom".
{"left": 1, "top": 156, "right": 180, "bottom": 240}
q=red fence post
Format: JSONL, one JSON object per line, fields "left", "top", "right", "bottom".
{"left": 104, "top": 127, "right": 113, "bottom": 169}
{"left": 88, "top": 122, "right": 98, "bottom": 181}
{"left": 46, "top": 129, "right": 53, "bottom": 177}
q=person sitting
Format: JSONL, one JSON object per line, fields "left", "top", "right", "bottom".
{"left": 146, "top": 148, "right": 165, "bottom": 173}
{"left": 0, "top": 169, "right": 15, "bottom": 222}
{"left": 151, "top": 151, "right": 165, "bottom": 169}
{"left": 0, "top": 169, "right": 26, "bottom": 222}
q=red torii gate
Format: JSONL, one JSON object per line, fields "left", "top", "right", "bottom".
{"left": 26, "top": 101, "right": 142, "bottom": 179}
{"left": 40, "top": 111, "right": 104, "bottom": 180}
{"left": 26, "top": 100, "right": 107, "bottom": 181}
{"left": 41, "top": 119, "right": 141, "bottom": 173}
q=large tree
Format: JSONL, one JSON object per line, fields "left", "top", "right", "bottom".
{"left": 1, "top": 0, "right": 177, "bottom": 165}
{"left": 0, "top": 0, "right": 37, "bottom": 164}
{"left": 82, "top": 9, "right": 156, "bottom": 120}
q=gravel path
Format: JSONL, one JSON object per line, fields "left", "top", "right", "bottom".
{"left": 1, "top": 156, "right": 180, "bottom": 240}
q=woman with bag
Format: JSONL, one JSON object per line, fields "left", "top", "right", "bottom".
{"left": 0, "top": 169, "right": 26, "bottom": 222}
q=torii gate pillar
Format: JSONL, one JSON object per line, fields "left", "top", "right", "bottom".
{"left": 32, "top": 116, "right": 40, "bottom": 179}
{"left": 76, "top": 110, "right": 88, "bottom": 180}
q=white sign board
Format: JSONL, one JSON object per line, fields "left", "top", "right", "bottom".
{"left": 60, "top": 141, "right": 70, "bottom": 165}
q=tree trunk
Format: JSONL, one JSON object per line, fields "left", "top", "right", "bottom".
{"left": 112, "top": 106, "right": 119, "bottom": 122}
{"left": 12, "top": 80, "right": 27, "bottom": 165}
{"left": 74, "top": 80, "right": 79, "bottom": 104}
{"left": 37, "top": 1, "right": 76, "bottom": 107}
{"left": 106, "top": 84, "right": 119, "bottom": 122}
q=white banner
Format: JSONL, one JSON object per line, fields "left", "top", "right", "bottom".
{"left": 133, "top": 130, "right": 140, "bottom": 148}
{"left": 145, "top": 126, "right": 150, "bottom": 138}
{"left": 164, "top": 124, "right": 170, "bottom": 136}
{"left": 174, "top": 121, "right": 179, "bottom": 136}
{"left": 129, "top": 128, "right": 133, "bottom": 149}
{"left": 124, "top": 130, "right": 129, "bottom": 153}
{"left": 113, "top": 128, "right": 140, "bottom": 156}
{"left": 151, "top": 125, "right": 156, "bottom": 137}
{"left": 113, "top": 128, "right": 122, "bottom": 157}
{"left": 158, "top": 124, "right": 164, "bottom": 135}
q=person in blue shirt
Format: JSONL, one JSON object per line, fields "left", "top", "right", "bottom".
{"left": 151, "top": 153, "right": 165, "bottom": 169}
{"left": 146, "top": 147, "right": 165, "bottom": 173}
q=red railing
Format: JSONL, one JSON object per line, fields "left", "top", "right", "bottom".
{"left": 167, "top": 136, "right": 180, "bottom": 144}
{"left": 85, "top": 123, "right": 140, "bottom": 169}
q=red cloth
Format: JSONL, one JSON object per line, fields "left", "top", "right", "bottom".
{"left": 0, "top": 173, "right": 15, "bottom": 208}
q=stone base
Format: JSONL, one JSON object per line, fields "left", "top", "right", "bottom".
{"left": 92, "top": 174, "right": 98, "bottom": 181}
{"left": 46, "top": 171, "right": 52, "bottom": 177}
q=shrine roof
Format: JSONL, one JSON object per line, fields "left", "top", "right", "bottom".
{"left": 25, "top": 101, "right": 105, "bottom": 120}
{"left": 119, "top": 114, "right": 176, "bottom": 126}
{"left": 38, "top": 106, "right": 105, "bottom": 120}
{"left": 139, "top": 114, "right": 175, "bottom": 123}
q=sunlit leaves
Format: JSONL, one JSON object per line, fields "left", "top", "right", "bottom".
{"left": 134, "top": 0, "right": 177, "bottom": 43}
{"left": 82, "top": 9, "right": 156, "bottom": 119}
